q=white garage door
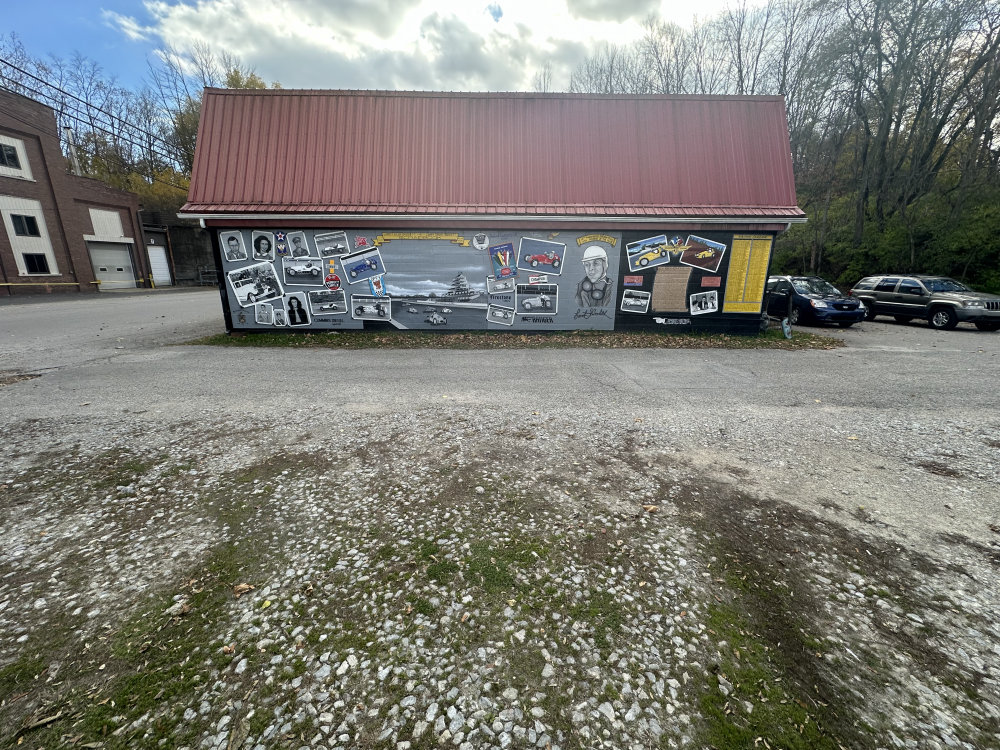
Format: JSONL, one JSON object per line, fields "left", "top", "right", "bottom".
{"left": 88, "top": 242, "right": 136, "bottom": 290}
{"left": 147, "top": 245, "right": 172, "bottom": 286}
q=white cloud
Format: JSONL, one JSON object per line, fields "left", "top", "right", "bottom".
{"left": 102, "top": 10, "right": 154, "bottom": 42}
{"left": 106, "top": 0, "right": 757, "bottom": 91}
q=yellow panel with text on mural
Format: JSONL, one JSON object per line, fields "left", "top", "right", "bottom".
{"left": 723, "top": 235, "right": 773, "bottom": 313}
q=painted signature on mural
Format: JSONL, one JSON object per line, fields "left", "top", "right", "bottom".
{"left": 573, "top": 307, "right": 611, "bottom": 320}
{"left": 653, "top": 317, "right": 691, "bottom": 325}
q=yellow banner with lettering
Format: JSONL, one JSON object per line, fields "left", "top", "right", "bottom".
{"left": 576, "top": 234, "right": 618, "bottom": 247}
{"left": 371, "top": 232, "right": 470, "bottom": 247}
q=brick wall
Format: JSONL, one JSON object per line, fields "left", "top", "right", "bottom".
{"left": 0, "top": 89, "right": 145, "bottom": 296}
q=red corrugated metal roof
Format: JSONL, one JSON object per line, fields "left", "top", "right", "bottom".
{"left": 181, "top": 90, "right": 804, "bottom": 222}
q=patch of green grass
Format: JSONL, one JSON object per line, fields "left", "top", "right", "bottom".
{"left": 0, "top": 655, "right": 47, "bottom": 703}
{"left": 187, "top": 327, "right": 842, "bottom": 351}
{"left": 407, "top": 596, "right": 436, "bottom": 616}
{"left": 698, "top": 602, "right": 839, "bottom": 750}
{"left": 427, "top": 560, "right": 460, "bottom": 582}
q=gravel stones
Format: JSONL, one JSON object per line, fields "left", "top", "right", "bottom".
{"left": 1, "top": 400, "right": 998, "bottom": 750}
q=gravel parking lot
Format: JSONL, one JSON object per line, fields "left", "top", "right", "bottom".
{"left": 1, "top": 291, "right": 998, "bottom": 750}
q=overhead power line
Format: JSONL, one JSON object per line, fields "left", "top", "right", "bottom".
{"left": 0, "top": 56, "right": 180, "bottom": 156}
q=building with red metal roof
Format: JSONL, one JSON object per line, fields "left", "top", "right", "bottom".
{"left": 181, "top": 89, "right": 804, "bottom": 333}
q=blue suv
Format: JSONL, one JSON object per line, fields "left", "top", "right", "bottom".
{"left": 766, "top": 276, "right": 866, "bottom": 328}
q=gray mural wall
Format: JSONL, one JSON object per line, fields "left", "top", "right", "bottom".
{"left": 217, "top": 227, "right": 774, "bottom": 333}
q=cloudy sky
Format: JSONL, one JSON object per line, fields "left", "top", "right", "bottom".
{"left": 7, "top": 0, "right": 745, "bottom": 92}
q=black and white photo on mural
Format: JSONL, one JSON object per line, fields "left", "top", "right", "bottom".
{"left": 487, "top": 304, "right": 515, "bottom": 325}
{"left": 690, "top": 290, "right": 719, "bottom": 315}
{"left": 221, "top": 231, "right": 248, "bottom": 262}
{"left": 517, "top": 283, "right": 558, "bottom": 315}
{"left": 287, "top": 231, "right": 313, "bottom": 258}
{"left": 316, "top": 230, "right": 350, "bottom": 259}
{"left": 282, "top": 256, "right": 324, "bottom": 285}
{"left": 285, "top": 293, "right": 311, "bottom": 326}
{"left": 487, "top": 276, "right": 516, "bottom": 295}
{"left": 272, "top": 308, "right": 287, "bottom": 326}
{"left": 227, "top": 262, "right": 283, "bottom": 307}
{"left": 254, "top": 303, "right": 274, "bottom": 325}
{"left": 352, "top": 294, "right": 391, "bottom": 321}
{"left": 621, "top": 289, "right": 651, "bottom": 314}
{"left": 307, "top": 289, "right": 347, "bottom": 315}
{"left": 252, "top": 231, "right": 275, "bottom": 261}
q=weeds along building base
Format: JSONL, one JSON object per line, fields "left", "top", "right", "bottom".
{"left": 180, "top": 90, "right": 805, "bottom": 335}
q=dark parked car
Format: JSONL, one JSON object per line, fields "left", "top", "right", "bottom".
{"left": 766, "top": 276, "right": 866, "bottom": 327}
{"left": 849, "top": 274, "right": 1000, "bottom": 331}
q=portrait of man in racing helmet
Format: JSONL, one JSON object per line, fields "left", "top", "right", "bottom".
{"left": 576, "top": 245, "right": 613, "bottom": 307}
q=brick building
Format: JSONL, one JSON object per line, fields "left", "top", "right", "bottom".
{"left": 0, "top": 88, "right": 149, "bottom": 295}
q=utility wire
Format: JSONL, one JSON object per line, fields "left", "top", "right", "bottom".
{"left": 2, "top": 75, "right": 190, "bottom": 183}
{"left": 0, "top": 85, "right": 189, "bottom": 193}
{"left": 0, "top": 56, "right": 180, "bottom": 155}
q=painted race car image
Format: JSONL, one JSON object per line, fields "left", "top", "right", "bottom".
{"left": 523, "top": 250, "right": 561, "bottom": 268}
{"left": 521, "top": 295, "right": 553, "bottom": 310}
{"left": 635, "top": 245, "right": 669, "bottom": 266}
{"left": 407, "top": 306, "right": 420, "bottom": 313}
{"left": 425, "top": 312, "right": 447, "bottom": 325}
{"left": 354, "top": 303, "right": 387, "bottom": 317}
{"left": 490, "top": 308, "right": 512, "bottom": 319}
{"left": 321, "top": 243, "right": 347, "bottom": 257}
{"left": 622, "top": 296, "right": 648, "bottom": 309}
{"left": 319, "top": 302, "right": 343, "bottom": 311}
{"left": 286, "top": 260, "right": 321, "bottom": 277}
{"left": 441, "top": 308, "right": 453, "bottom": 314}
{"left": 695, "top": 249, "right": 716, "bottom": 259}
{"left": 349, "top": 258, "right": 378, "bottom": 277}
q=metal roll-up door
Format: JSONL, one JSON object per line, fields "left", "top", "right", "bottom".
{"left": 147, "top": 245, "right": 172, "bottom": 286}
{"left": 88, "top": 242, "right": 136, "bottom": 289}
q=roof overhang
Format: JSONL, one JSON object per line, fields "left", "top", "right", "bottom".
{"left": 180, "top": 212, "right": 807, "bottom": 231}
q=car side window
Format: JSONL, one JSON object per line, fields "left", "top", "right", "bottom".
{"left": 875, "top": 277, "right": 900, "bottom": 292}
{"left": 854, "top": 279, "right": 875, "bottom": 290}
{"left": 898, "top": 279, "right": 923, "bottom": 295}
{"left": 777, "top": 281, "right": 793, "bottom": 294}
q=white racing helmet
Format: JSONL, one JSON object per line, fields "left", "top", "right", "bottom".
{"left": 582, "top": 245, "right": 607, "bottom": 263}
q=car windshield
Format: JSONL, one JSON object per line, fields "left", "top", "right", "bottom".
{"left": 924, "top": 278, "right": 970, "bottom": 292}
{"left": 791, "top": 278, "right": 840, "bottom": 295}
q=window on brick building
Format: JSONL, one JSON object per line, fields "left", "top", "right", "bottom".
{"left": 23, "top": 253, "right": 50, "bottom": 274}
{"left": 0, "top": 144, "right": 20, "bottom": 169}
{"left": 11, "top": 214, "right": 40, "bottom": 236}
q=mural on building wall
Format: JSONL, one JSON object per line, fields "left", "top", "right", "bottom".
{"left": 218, "top": 228, "right": 774, "bottom": 333}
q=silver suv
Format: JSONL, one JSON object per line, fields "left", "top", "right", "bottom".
{"left": 849, "top": 275, "right": 1000, "bottom": 331}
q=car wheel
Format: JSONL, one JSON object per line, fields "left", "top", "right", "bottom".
{"left": 929, "top": 306, "right": 958, "bottom": 330}
{"left": 639, "top": 258, "right": 649, "bottom": 267}
{"left": 864, "top": 301, "right": 878, "bottom": 320}
{"left": 287, "top": 269, "right": 296, "bottom": 276}
{"left": 893, "top": 315, "right": 912, "bottom": 324}
{"left": 311, "top": 269, "right": 320, "bottom": 276}
{"left": 553, "top": 260, "right": 560, "bottom": 268}
{"left": 788, "top": 306, "right": 800, "bottom": 325}
{"left": 350, "top": 271, "right": 357, "bottom": 278}
{"left": 247, "top": 294, "right": 257, "bottom": 303}
{"left": 838, "top": 321, "right": 855, "bottom": 328}
{"left": 974, "top": 321, "right": 1000, "bottom": 331}
{"left": 531, "top": 260, "right": 538, "bottom": 267}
